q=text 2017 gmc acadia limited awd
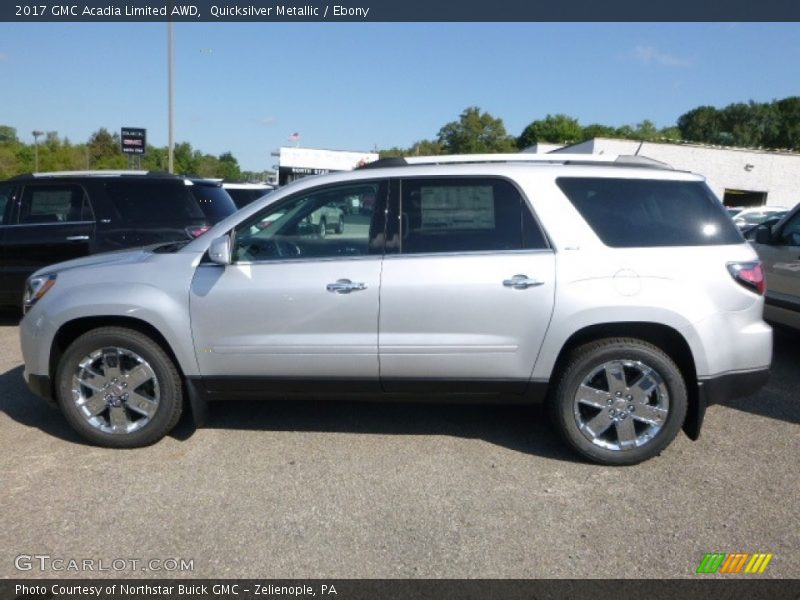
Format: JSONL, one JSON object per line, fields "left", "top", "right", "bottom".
{"left": 19, "top": 154, "right": 772, "bottom": 465}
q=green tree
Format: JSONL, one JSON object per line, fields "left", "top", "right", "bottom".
{"left": 173, "top": 142, "right": 198, "bottom": 175}
{"left": 581, "top": 123, "right": 618, "bottom": 140}
{"left": 216, "top": 151, "right": 241, "bottom": 181}
{"left": 87, "top": 128, "right": 125, "bottom": 169}
{"left": 774, "top": 96, "right": 800, "bottom": 149}
{"left": 518, "top": 114, "right": 583, "bottom": 148}
{"left": 437, "top": 107, "right": 517, "bottom": 154}
{"left": 677, "top": 106, "right": 722, "bottom": 144}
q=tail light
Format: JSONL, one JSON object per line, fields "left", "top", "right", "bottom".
{"left": 727, "top": 261, "right": 765, "bottom": 295}
{"left": 186, "top": 225, "right": 210, "bottom": 238}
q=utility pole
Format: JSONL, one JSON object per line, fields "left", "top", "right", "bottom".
{"left": 168, "top": 21, "right": 175, "bottom": 173}
{"left": 32, "top": 130, "right": 44, "bottom": 172}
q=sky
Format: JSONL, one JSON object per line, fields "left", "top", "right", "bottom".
{"left": 1, "top": 22, "right": 799, "bottom": 171}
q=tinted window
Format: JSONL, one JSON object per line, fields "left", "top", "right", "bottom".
{"left": 557, "top": 177, "right": 743, "bottom": 247}
{"left": 233, "top": 182, "right": 386, "bottom": 261}
{"left": 18, "top": 184, "right": 93, "bottom": 224}
{"left": 188, "top": 183, "right": 238, "bottom": 223}
{"left": 226, "top": 187, "right": 273, "bottom": 209}
{"left": 397, "top": 178, "right": 546, "bottom": 254}
{"left": 0, "top": 184, "right": 12, "bottom": 225}
{"left": 778, "top": 209, "right": 800, "bottom": 246}
{"left": 105, "top": 180, "right": 204, "bottom": 223}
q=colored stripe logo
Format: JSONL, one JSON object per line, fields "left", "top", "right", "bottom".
{"left": 697, "top": 553, "right": 773, "bottom": 574}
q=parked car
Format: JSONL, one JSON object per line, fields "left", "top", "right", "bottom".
{"left": 751, "top": 203, "right": 800, "bottom": 330}
{"left": 222, "top": 182, "right": 276, "bottom": 209}
{"left": 733, "top": 206, "right": 788, "bottom": 230}
{"left": 19, "top": 154, "right": 771, "bottom": 465}
{"left": 727, "top": 206, "right": 746, "bottom": 218}
{"left": 0, "top": 171, "right": 237, "bottom": 307}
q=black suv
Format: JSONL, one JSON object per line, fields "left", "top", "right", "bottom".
{"left": 0, "top": 171, "right": 237, "bottom": 307}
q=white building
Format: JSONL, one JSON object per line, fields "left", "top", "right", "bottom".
{"left": 540, "top": 138, "right": 800, "bottom": 208}
{"left": 272, "top": 146, "right": 379, "bottom": 186}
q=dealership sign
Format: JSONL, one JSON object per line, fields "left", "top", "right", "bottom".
{"left": 121, "top": 127, "right": 146, "bottom": 155}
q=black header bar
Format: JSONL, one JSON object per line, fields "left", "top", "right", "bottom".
{"left": 2, "top": 0, "right": 799, "bottom": 22}
{"left": 3, "top": 579, "right": 800, "bottom": 600}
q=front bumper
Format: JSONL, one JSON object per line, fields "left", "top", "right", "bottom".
{"left": 26, "top": 372, "right": 56, "bottom": 405}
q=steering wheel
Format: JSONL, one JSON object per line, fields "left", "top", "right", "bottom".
{"left": 239, "top": 238, "right": 302, "bottom": 261}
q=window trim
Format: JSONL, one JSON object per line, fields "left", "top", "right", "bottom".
{"left": 16, "top": 183, "right": 94, "bottom": 226}
{"left": 229, "top": 178, "right": 390, "bottom": 266}
{"left": 391, "top": 174, "right": 551, "bottom": 256}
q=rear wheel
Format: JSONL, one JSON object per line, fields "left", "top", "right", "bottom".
{"left": 318, "top": 218, "right": 327, "bottom": 237}
{"left": 335, "top": 216, "right": 344, "bottom": 234}
{"left": 550, "top": 338, "right": 687, "bottom": 465}
{"left": 55, "top": 327, "right": 183, "bottom": 448}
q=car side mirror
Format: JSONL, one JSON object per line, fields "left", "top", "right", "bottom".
{"left": 208, "top": 234, "right": 232, "bottom": 265}
{"left": 754, "top": 225, "right": 773, "bottom": 245}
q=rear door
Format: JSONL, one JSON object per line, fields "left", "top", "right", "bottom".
{"left": 378, "top": 176, "right": 556, "bottom": 393}
{"left": 1, "top": 182, "right": 95, "bottom": 303}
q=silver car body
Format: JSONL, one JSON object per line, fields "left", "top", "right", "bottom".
{"left": 19, "top": 156, "right": 773, "bottom": 460}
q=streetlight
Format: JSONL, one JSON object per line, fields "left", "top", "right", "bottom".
{"left": 32, "top": 130, "right": 44, "bottom": 172}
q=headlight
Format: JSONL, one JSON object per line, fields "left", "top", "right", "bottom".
{"left": 23, "top": 274, "right": 57, "bottom": 313}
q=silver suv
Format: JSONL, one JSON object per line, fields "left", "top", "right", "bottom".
{"left": 19, "top": 154, "right": 772, "bottom": 465}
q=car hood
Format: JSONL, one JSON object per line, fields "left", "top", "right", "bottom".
{"left": 31, "top": 246, "right": 156, "bottom": 278}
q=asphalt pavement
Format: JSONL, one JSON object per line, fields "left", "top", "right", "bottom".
{"left": 0, "top": 314, "right": 797, "bottom": 579}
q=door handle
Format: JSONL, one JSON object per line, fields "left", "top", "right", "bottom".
{"left": 66, "top": 235, "right": 90, "bottom": 241}
{"left": 326, "top": 279, "right": 367, "bottom": 294}
{"left": 503, "top": 274, "right": 543, "bottom": 289}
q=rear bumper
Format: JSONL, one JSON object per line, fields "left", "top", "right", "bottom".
{"left": 684, "top": 367, "right": 770, "bottom": 441}
{"left": 699, "top": 368, "right": 770, "bottom": 406}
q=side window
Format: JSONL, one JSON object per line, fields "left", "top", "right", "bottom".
{"left": 778, "top": 210, "right": 800, "bottom": 246}
{"left": 0, "top": 184, "right": 13, "bottom": 225}
{"left": 232, "top": 182, "right": 386, "bottom": 262}
{"left": 18, "top": 184, "right": 93, "bottom": 224}
{"left": 106, "top": 181, "right": 203, "bottom": 222}
{"left": 397, "top": 177, "right": 547, "bottom": 254}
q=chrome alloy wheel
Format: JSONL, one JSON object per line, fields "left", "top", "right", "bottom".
{"left": 71, "top": 347, "right": 160, "bottom": 435}
{"left": 572, "top": 359, "right": 669, "bottom": 451}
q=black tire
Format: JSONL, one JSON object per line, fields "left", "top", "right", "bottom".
{"left": 318, "top": 218, "right": 327, "bottom": 237}
{"left": 335, "top": 216, "right": 344, "bottom": 234}
{"left": 549, "top": 337, "right": 687, "bottom": 466}
{"left": 55, "top": 327, "right": 183, "bottom": 448}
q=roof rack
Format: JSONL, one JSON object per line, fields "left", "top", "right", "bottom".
{"left": 12, "top": 170, "right": 180, "bottom": 179}
{"left": 359, "top": 154, "right": 673, "bottom": 170}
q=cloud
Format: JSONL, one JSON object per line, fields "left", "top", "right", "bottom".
{"left": 633, "top": 45, "right": 691, "bottom": 67}
{"left": 259, "top": 116, "right": 276, "bottom": 126}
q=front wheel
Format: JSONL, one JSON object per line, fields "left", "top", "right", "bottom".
{"left": 55, "top": 327, "right": 183, "bottom": 448}
{"left": 549, "top": 338, "right": 687, "bottom": 465}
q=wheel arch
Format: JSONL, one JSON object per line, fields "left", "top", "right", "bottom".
{"left": 49, "top": 316, "right": 186, "bottom": 385}
{"left": 546, "top": 322, "right": 702, "bottom": 440}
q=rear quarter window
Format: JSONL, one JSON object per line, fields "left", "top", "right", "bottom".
{"left": 105, "top": 180, "right": 204, "bottom": 223}
{"left": 557, "top": 177, "right": 743, "bottom": 247}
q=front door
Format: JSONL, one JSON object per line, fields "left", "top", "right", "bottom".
{"left": 755, "top": 208, "right": 800, "bottom": 325}
{"left": 190, "top": 180, "right": 388, "bottom": 395}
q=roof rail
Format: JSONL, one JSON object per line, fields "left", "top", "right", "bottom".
{"left": 21, "top": 170, "right": 179, "bottom": 178}
{"left": 359, "top": 154, "right": 673, "bottom": 170}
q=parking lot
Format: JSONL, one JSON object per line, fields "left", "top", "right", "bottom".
{"left": 0, "top": 313, "right": 797, "bottom": 579}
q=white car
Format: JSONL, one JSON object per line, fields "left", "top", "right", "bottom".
{"left": 19, "top": 154, "right": 771, "bottom": 465}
